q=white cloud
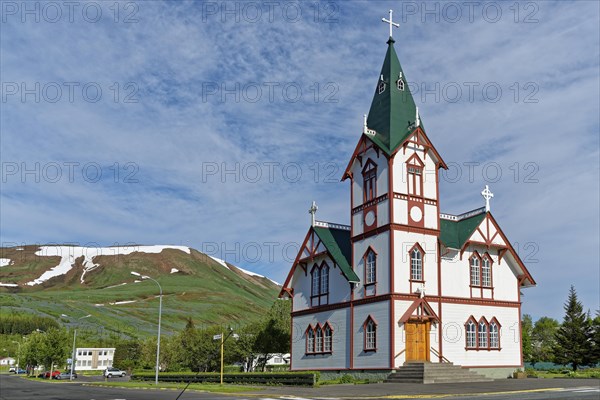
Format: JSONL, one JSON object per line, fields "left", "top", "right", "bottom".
{"left": 1, "top": 1, "right": 598, "bottom": 319}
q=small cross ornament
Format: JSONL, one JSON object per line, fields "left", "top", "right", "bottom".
{"left": 309, "top": 201, "right": 318, "bottom": 226}
{"left": 382, "top": 9, "right": 399, "bottom": 38}
{"left": 481, "top": 185, "right": 494, "bottom": 212}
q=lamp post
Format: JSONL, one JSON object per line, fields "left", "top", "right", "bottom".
{"left": 131, "top": 271, "right": 162, "bottom": 385}
{"left": 11, "top": 341, "right": 20, "bottom": 369}
{"left": 70, "top": 314, "right": 91, "bottom": 381}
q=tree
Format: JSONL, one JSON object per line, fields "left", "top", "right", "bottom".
{"left": 591, "top": 311, "right": 600, "bottom": 365}
{"left": 522, "top": 314, "right": 534, "bottom": 364}
{"left": 39, "top": 327, "right": 69, "bottom": 370}
{"left": 253, "top": 300, "right": 291, "bottom": 371}
{"left": 532, "top": 317, "right": 560, "bottom": 363}
{"left": 19, "top": 331, "right": 45, "bottom": 375}
{"left": 113, "top": 339, "right": 142, "bottom": 373}
{"left": 552, "top": 286, "right": 593, "bottom": 370}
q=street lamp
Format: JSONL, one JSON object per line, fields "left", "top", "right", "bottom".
{"left": 11, "top": 341, "right": 20, "bottom": 369}
{"left": 131, "top": 271, "right": 162, "bottom": 385}
{"left": 70, "top": 314, "right": 91, "bottom": 381}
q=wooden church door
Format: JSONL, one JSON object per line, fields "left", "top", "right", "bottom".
{"left": 405, "top": 321, "right": 430, "bottom": 362}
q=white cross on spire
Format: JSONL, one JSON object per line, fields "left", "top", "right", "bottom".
{"left": 309, "top": 201, "right": 318, "bottom": 226}
{"left": 481, "top": 185, "right": 494, "bottom": 212}
{"left": 382, "top": 9, "right": 399, "bottom": 38}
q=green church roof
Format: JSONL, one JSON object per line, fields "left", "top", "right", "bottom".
{"left": 313, "top": 225, "right": 360, "bottom": 283}
{"left": 366, "top": 37, "right": 421, "bottom": 155}
{"left": 439, "top": 211, "right": 487, "bottom": 249}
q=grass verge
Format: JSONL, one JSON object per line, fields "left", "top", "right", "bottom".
{"left": 85, "top": 381, "right": 262, "bottom": 393}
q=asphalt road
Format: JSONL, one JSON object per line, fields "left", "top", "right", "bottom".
{"left": 1, "top": 373, "right": 599, "bottom": 400}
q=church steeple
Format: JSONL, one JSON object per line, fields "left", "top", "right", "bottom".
{"left": 365, "top": 25, "right": 420, "bottom": 156}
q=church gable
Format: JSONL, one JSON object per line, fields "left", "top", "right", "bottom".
{"left": 280, "top": 222, "right": 359, "bottom": 299}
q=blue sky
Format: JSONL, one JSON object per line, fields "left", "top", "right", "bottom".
{"left": 1, "top": 1, "right": 598, "bottom": 320}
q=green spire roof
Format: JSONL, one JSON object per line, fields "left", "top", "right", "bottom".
{"left": 366, "top": 37, "right": 420, "bottom": 155}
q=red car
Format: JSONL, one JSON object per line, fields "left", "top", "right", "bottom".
{"left": 44, "top": 370, "right": 60, "bottom": 379}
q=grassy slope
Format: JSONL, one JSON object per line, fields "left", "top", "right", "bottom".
{"left": 0, "top": 247, "right": 279, "bottom": 337}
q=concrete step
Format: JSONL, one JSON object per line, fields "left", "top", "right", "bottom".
{"left": 385, "top": 362, "right": 493, "bottom": 384}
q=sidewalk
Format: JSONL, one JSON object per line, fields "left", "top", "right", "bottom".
{"left": 247, "top": 378, "right": 600, "bottom": 398}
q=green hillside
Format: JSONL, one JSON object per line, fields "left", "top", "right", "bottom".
{"left": 0, "top": 246, "right": 279, "bottom": 337}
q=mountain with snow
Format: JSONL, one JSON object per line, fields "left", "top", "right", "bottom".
{"left": 0, "top": 245, "right": 281, "bottom": 336}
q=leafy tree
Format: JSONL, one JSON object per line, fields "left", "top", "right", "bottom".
{"left": 19, "top": 331, "right": 45, "bottom": 375}
{"left": 113, "top": 339, "right": 142, "bottom": 373}
{"left": 253, "top": 300, "right": 291, "bottom": 371}
{"left": 522, "top": 314, "right": 534, "bottom": 364}
{"left": 39, "top": 327, "right": 69, "bottom": 370}
{"left": 552, "top": 286, "right": 593, "bottom": 370}
{"left": 532, "top": 317, "right": 560, "bottom": 363}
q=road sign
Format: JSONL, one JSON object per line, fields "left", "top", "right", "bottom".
{"left": 213, "top": 334, "right": 222, "bottom": 340}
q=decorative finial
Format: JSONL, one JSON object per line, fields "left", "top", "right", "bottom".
{"left": 415, "top": 107, "right": 420, "bottom": 128}
{"left": 481, "top": 185, "right": 494, "bottom": 212}
{"left": 363, "top": 114, "right": 377, "bottom": 136}
{"left": 382, "top": 9, "right": 399, "bottom": 39}
{"left": 309, "top": 201, "right": 318, "bottom": 226}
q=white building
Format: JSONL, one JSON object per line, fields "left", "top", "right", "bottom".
{"left": 280, "top": 14, "right": 535, "bottom": 380}
{"left": 75, "top": 348, "right": 115, "bottom": 371}
{"left": 0, "top": 357, "right": 15, "bottom": 366}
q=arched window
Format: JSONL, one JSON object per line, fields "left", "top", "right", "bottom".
{"left": 410, "top": 245, "right": 423, "bottom": 281}
{"left": 311, "top": 262, "right": 330, "bottom": 307}
{"left": 362, "top": 160, "right": 377, "bottom": 202}
{"left": 378, "top": 80, "right": 386, "bottom": 94}
{"left": 406, "top": 155, "right": 424, "bottom": 197}
{"left": 315, "top": 326, "right": 323, "bottom": 353}
{"left": 466, "top": 319, "right": 476, "bottom": 348}
{"left": 490, "top": 319, "right": 500, "bottom": 349}
{"left": 364, "top": 317, "right": 377, "bottom": 351}
{"left": 478, "top": 319, "right": 488, "bottom": 348}
{"left": 365, "top": 249, "right": 376, "bottom": 285}
{"left": 397, "top": 79, "right": 405, "bottom": 91}
{"left": 482, "top": 254, "right": 492, "bottom": 287}
{"left": 306, "top": 327, "right": 314, "bottom": 353}
{"left": 470, "top": 253, "right": 481, "bottom": 286}
{"left": 320, "top": 262, "right": 329, "bottom": 295}
{"left": 311, "top": 265, "right": 320, "bottom": 297}
{"left": 324, "top": 324, "right": 333, "bottom": 353}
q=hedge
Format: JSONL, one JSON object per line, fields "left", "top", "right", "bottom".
{"left": 131, "top": 372, "right": 317, "bottom": 386}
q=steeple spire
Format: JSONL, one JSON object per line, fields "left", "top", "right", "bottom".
{"left": 363, "top": 16, "right": 421, "bottom": 156}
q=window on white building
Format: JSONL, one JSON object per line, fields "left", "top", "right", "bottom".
{"left": 466, "top": 320, "right": 476, "bottom": 348}
{"left": 410, "top": 246, "right": 423, "bottom": 281}
{"left": 365, "top": 317, "right": 377, "bottom": 351}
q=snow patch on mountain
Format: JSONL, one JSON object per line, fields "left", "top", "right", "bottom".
{"left": 208, "top": 255, "right": 230, "bottom": 269}
{"left": 234, "top": 266, "right": 281, "bottom": 286}
{"left": 26, "top": 245, "right": 191, "bottom": 286}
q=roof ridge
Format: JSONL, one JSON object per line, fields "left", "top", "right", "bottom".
{"left": 314, "top": 221, "right": 351, "bottom": 231}
{"left": 440, "top": 207, "right": 486, "bottom": 222}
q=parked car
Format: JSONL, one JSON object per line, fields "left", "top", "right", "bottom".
{"left": 14, "top": 368, "right": 26, "bottom": 374}
{"left": 104, "top": 367, "right": 126, "bottom": 378}
{"left": 43, "top": 370, "right": 61, "bottom": 379}
{"left": 55, "top": 371, "right": 77, "bottom": 380}
{"left": 8, "top": 367, "right": 16, "bottom": 373}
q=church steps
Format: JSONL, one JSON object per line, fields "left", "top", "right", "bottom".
{"left": 385, "top": 362, "right": 493, "bottom": 384}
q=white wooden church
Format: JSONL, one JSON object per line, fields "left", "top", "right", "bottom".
{"left": 280, "top": 11, "right": 536, "bottom": 380}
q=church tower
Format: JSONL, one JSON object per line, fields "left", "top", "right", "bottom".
{"left": 342, "top": 11, "right": 447, "bottom": 367}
